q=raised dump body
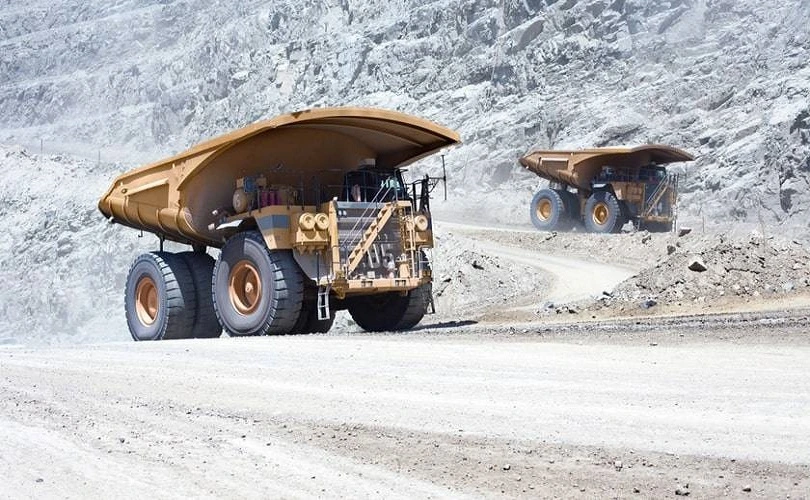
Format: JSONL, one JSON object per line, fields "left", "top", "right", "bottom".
{"left": 99, "top": 107, "right": 460, "bottom": 341}
{"left": 518, "top": 145, "right": 694, "bottom": 233}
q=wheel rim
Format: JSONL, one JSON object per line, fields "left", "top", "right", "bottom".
{"left": 592, "top": 202, "right": 610, "bottom": 226}
{"left": 135, "top": 276, "right": 158, "bottom": 326}
{"left": 536, "top": 199, "right": 552, "bottom": 221}
{"left": 229, "top": 260, "right": 262, "bottom": 315}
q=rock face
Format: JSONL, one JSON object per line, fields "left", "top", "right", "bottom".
{"left": 1, "top": 0, "right": 809, "bottom": 231}
{"left": 0, "top": 147, "right": 145, "bottom": 343}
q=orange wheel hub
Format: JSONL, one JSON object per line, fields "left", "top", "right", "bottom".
{"left": 592, "top": 202, "right": 609, "bottom": 226}
{"left": 229, "top": 260, "right": 262, "bottom": 315}
{"left": 537, "top": 199, "right": 552, "bottom": 221}
{"left": 135, "top": 276, "right": 159, "bottom": 326}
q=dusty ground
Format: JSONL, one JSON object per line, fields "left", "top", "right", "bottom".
{"left": 2, "top": 224, "right": 810, "bottom": 498}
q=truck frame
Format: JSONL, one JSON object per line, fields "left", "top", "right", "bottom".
{"left": 518, "top": 145, "right": 694, "bottom": 233}
{"left": 99, "top": 107, "right": 460, "bottom": 341}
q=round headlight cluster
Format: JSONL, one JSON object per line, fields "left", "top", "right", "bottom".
{"left": 315, "top": 213, "right": 329, "bottom": 231}
{"left": 298, "top": 213, "right": 315, "bottom": 230}
{"left": 299, "top": 213, "right": 329, "bottom": 231}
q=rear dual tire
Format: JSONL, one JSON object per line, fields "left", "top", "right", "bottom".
{"left": 125, "top": 251, "right": 222, "bottom": 341}
{"left": 125, "top": 252, "right": 198, "bottom": 341}
{"left": 530, "top": 188, "right": 579, "bottom": 231}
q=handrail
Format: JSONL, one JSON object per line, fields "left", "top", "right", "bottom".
{"left": 642, "top": 174, "right": 676, "bottom": 218}
{"left": 340, "top": 186, "right": 395, "bottom": 272}
{"left": 346, "top": 203, "right": 396, "bottom": 273}
{"left": 342, "top": 186, "right": 394, "bottom": 249}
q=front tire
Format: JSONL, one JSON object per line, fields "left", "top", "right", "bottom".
{"left": 125, "top": 252, "right": 197, "bottom": 341}
{"left": 348, "top": 284, "right": 431, "bottom": 332}
{"left": 584, "top": 191, "right": 623, "bottom": 234}
{"left": 213, "top": 231, "right": 304, "bottom": 336}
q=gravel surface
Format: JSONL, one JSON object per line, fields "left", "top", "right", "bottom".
{"left": 2, "top": 319, "right": 809, "bottom": 498}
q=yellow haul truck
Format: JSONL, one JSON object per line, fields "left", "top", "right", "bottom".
{"left": 99, "top": 107, "right": 460, "bottom": 341}
{"left": 519, "top": 145, "right": 694, "bottom": 233}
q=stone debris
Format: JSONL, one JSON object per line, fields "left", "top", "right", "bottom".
{"left": 687, "top": 257, "right": 707, "bottom": 272}
{"left": 591, "top": 233, "right": 810, "bottom": 312}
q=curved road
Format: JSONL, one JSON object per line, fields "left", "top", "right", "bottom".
{"left": 438, "top": 221, "right": 636, "bottom": 303}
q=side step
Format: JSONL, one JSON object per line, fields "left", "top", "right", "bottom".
{"left": 317, "top": 285, "right": 330, "bottom": 321}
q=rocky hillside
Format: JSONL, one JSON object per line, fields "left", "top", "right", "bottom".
{"left": 1, "top": 0, "right": 809, "bottom": 229}
{"left": 0, "top": 147, "right": 143, "bottom": 343}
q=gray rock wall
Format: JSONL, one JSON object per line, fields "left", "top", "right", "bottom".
{"left": 1, "top": 1, "right": 808, "bottom": 230}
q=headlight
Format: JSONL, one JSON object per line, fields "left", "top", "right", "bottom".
{"left": 298, "top": 213, "right": 316, "bottom": 231}
{"left": 414, "top": 215, "right": 429, "bottom": 232}
{"left": 315, "top": 213, "right": 329, "bottom": 231}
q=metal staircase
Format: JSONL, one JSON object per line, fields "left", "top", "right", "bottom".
{"left": 642, "top": 175, "right": 677, "bottom": 218}
{"left": 345, "top": 203, "right": 395, "bottom": 274}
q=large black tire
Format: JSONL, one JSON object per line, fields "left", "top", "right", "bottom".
{"left": 529, "top": 188, "right": 568, "bottom": 231}
{"left": 125, "top": 252, "right": 197, "bottom": 341}
{"left": 347, "top": 284, "right": 431, "bottom": 332}
{"left": 213, "top": 231, "right": 304, "bottom": 336}
{"left": 560, "top": 190, "right": 581, "bottom": 227}
{"left": 290, "top": 293, "right": 335, "bottom": 335}
{"left": 584, "top": 191, "right": 624, "bottom": 234}
{"left": 178, "top": 251, "right": 222, "bottom": 339}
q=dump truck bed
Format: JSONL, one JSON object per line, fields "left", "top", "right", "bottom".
{"left": 98, "top": 107, "right": 460, "bottom": 247}
{"left": 518, "top": 145, "right": 694, "bottom": 190}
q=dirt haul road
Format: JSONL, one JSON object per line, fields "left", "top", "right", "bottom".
{"left": 436, "top": 221, "right": 636, "bottom": 304}
{"left": 2, "top": 323, "right": 809, "bottom": 498}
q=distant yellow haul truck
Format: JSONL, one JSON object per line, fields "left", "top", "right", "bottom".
{"left": 519, "top": 145, "right": 694, "bottom": 233}
{"left": 99, "top": 107, "right": 460, "bottom": 341}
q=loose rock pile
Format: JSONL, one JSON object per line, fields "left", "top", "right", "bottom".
{"left": 597, "top": 232, "right": 810, "bottom": 312}
{"left": 431, "top": 232, "right": 550, "bottom": 320}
